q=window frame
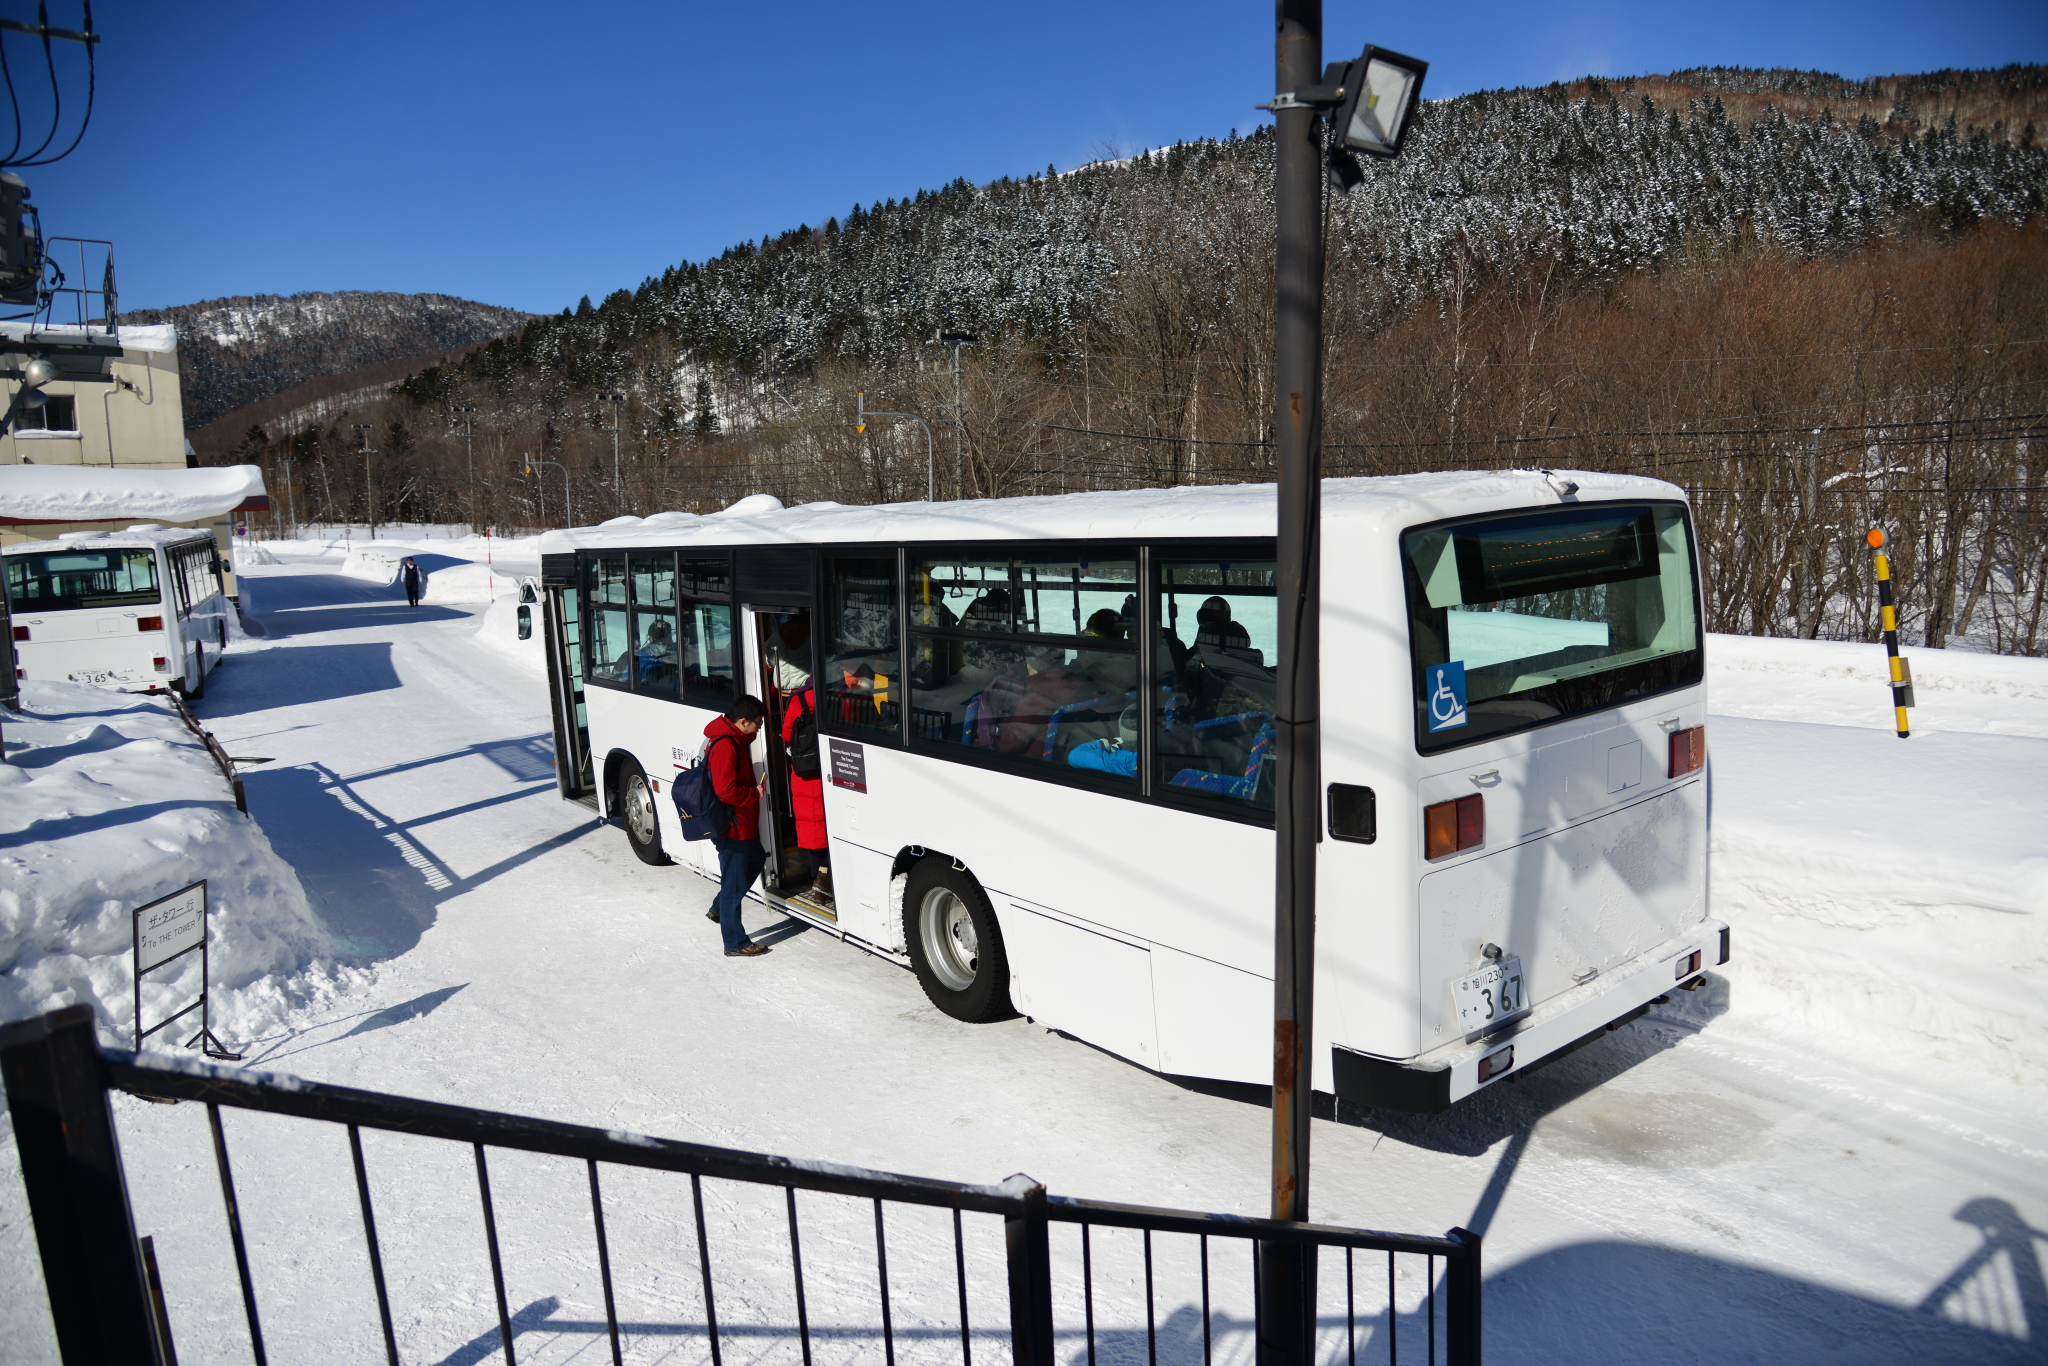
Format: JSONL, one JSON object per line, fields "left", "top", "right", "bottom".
{"left": 1399, "top": 498, "right": 1705, "bottom": 756}
{"left": 578, "top": 548, "right": 737, "bottom": 708}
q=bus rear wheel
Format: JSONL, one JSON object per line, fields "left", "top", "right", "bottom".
{"left": 616, "top": 761, "right": 671, "bottom": 866}
{"left": 904, "top": 861, "right": 1012, "bottom": 1022}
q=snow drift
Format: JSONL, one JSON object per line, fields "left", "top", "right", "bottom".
{"left": 0, "top": 682, "right": 355, "bottom": 1049}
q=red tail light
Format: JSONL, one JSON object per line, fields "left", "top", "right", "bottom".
{"left": 1668, "top": 725, "right": 1705, "bottom": 779}
{"left": 152, "top": 656, "right": 167, "bottom": 671}
{"left": 137, "top": 616, "right": 163, "bottom": 631}
{"left": 1424, "top": 793, "right": 1485, "bottom": 859}
{"left": 10, "top": 625, "right": 25, "bottom": 641}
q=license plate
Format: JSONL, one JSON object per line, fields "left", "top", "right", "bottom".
{"left": 67, "top": 670, "right": 114, "bottom": 684}
{"left": 1450, "top": 957, "right": 1528, "bottom": 1034}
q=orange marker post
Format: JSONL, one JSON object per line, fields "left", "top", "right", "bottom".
{"left": 1866, "top": 527, "right": 1912, "bottom": 738}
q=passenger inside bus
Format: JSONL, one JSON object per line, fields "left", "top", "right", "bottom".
{"left": 635, "top": 616, "right": 678, "bottom": 690}
{"left": 771, "top": 619, "right": 830, "bottom": 904}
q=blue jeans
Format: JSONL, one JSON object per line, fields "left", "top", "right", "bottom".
{"left": 712, "top": 835, "right": 768, "bottom": 951}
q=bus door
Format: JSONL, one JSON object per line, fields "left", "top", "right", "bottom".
{"left": 746, "top": 606, "right": 819, "bottom": 900}
{"left": 544, "top": 582, "right": 596, "bottom": 803}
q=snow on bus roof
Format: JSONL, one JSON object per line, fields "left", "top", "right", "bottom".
{"left": 538, "top": 469, "right": 1684, "bottom": 554}
{"left": 1, "top": 523, "right": 219, "bottom": 553}
{"left": 0, "top": 463, "right": 266, "bottom": 525}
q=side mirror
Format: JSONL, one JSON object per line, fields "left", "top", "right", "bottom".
{"left": 517, "top": 605, "right": 533, "bottom": 640}
{"left": 519, "top": 583, "right": 536, "bottom": 604}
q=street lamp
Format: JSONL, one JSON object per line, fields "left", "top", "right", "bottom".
{"left": 1258, "top": 13, "right": 1428, "bottom": 1366}
{"left": 856, "top": 392, "right": 936, "bottom": 502}
{"left": 929, "top": 332, "right": 977, "bottom": 498}
{"left": 523, "top": 454, "right": 570, "bottom": 529}
{"left": 599, "top": 393, "right": 626, "bottom": 513}
{"left": 353, "top": 423, "right": 379, "bottom": 540}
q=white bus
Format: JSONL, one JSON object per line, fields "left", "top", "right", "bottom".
{"left": 5, "top": 526, "right": 233, "bottom": 698}
{"left": 536, "top": 471, "right": 1723, "bottom": 1112}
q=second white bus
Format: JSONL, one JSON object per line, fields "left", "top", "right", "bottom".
{"left": 536, "top": 470, "right": 1723, "bottom": 1112}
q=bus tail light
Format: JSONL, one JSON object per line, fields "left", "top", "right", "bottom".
{"left": 1675, "top": 949, "right": 1702, "bottom": 980}
{"left": 1669, "top": 724, "right": 1705, "bottom": 778}
{"left": 137, "top": 616, "right": 163, "bottom": 631}
{"left": 152, "top": 656, "right": 168, "bottom": 672}
{"left": 10, "top": 625, "right": 26, "bottom": 641}
{"left": 1424, "top": 794, "right": 1484, "bottom": 859}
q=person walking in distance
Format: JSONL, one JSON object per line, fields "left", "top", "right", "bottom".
{"left": 400, "top": 556, "right": 425, "bottom": 608}
{"left": 703, "top": 694, "right": 771, "bottom": 957}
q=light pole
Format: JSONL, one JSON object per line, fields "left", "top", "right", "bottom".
{"left": 931, "top": 331, "right": 977, "bottom": 498}
{"left": 524, "top": 454, "right": 570, "bottom": 529}
{"left": 450, "top": 405, "right": 477, "bottom": 532}
{"left": 353, "top": 423, "right": 379, "bottom": 540}
{"left": 599, "top": 393, "right": 626, "bottom": 513}
{"left": 856, "top": 392, "right": 936, "bottom": 502}
{"left": 1258, "top": 13, "right": 1428, "bottom": 1366}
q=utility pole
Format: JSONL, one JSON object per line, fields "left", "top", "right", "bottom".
{"left": 353, "top": 423, "right": 379, "bottom": 540}
{"left": 1797, "top": 428, "right": 1822, "bottom": 638}
{"left": 934, "top": 332, "right": 977, "bottom": 498}
{"left": 1267, "top": 4, "right": 1324, "bottom": 1361}
{"left": 450, "top": 405, "right": 477, "bottom": 532}
{"left": 524, "top": 454, "right": 570, "bottom": 529}
{"left": 600, "top": 393, "right": 626, "bottom": 513}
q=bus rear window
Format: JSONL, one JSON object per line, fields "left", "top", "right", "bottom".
{"left": 6, "top": 547, "right": 160, "bottom": 612}
{"left": 1402, "top": 503, "right": 1701, "bottom": 751}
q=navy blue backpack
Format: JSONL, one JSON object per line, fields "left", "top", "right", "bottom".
{"left": 670, "top": 734, "right": 739, "bottom": 841}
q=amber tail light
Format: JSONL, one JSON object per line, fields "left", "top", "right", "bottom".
{"left": 137, "top": 616, "right": 163, "bottom": 631}
{"left": 1424, "top": 793, "right": 1484, "bottom": 859}
{"left": 1668, "top": 725, "right": 1706, "bottom": 779}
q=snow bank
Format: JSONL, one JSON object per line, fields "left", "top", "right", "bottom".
{"left": 421, "top": 562, "right": 519, "bottom": 605}
{"left": 0, "top": 464, "right": 265, "bottom": 524}
{"left": 339, "top": 547, "right": 402, "bottom": 583}
{"left": 1705, "top": 637, "right": 2048, "bottom": 1122}
{"left": 0, "top": 683, "right": 355, "bottom": 1049}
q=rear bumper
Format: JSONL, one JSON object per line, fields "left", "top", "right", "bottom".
{"left": 1333, "top": 920, "right": 1729, "bottom": 1114}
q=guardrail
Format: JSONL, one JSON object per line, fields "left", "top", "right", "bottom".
{"left": 2, "top": 1005, "right": 1481, "bottom": 1365}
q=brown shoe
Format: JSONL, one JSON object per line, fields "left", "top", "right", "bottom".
{"left": 705, "top": 909, "right": 720, "bottom": 922}
{"left": 725, "top": 942, "right": 770, "bottom": 958}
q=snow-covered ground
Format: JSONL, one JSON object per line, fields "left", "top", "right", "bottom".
{"left": 3, "top": 554, "right": 2044, "bottom": 1365}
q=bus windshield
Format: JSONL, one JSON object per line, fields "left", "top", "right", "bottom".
{"left": 6, "top": 546, "right": 161, "bottom": 612}
{"left": 1402, "top": 502, "right": 1701, "bottom": 750}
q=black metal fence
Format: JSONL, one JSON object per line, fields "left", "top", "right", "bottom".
{"left": 3, "top": 1006, "right": 1481, "bottom": 1366}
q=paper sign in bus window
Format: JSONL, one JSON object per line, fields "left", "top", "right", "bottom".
{"left": 1427, "top": 661, "right": 1469, "bottom": 732}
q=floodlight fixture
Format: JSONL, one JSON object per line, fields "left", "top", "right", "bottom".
{"left": 1331, "top": 46, "right": 1428, "bottom": 160}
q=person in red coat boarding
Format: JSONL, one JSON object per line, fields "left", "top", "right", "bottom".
{"left": 704, "top": 695, "right": 770, "bottom": 956}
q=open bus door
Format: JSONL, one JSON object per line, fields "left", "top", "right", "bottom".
{"left": 542, "top": 560, "right": 595, "bottom": 804}
{"left": 746, "top": 605, "right": 826, "bottom": 907}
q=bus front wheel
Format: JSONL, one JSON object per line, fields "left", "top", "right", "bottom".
{"left": 904, "top": 860, "right": 1013, "bottom": 1022}
{"left": 616, "top": 761, "right": 672, "bottom": 866}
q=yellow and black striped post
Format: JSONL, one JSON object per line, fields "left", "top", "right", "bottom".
{"left": 1866, "top": 527, "right": 1911, "bottom": 738}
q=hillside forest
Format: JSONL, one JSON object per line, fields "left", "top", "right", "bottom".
{"left": 220, "top": 66, "right": 2048, "bottom": 653}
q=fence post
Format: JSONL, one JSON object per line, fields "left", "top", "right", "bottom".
{"left": 1445, "top": 1225, "right": 1482, "bottom": 1366}
{"left": 0, "top": 1005, "right": 163, "bottom": 1364}
{"left": 1001, "top": 1174, "right": 1055, "bottom": 1366}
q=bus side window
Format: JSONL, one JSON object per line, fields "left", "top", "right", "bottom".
{"left": 630, "top": 553, "right": 679, "bottom": 698}
{"left": 823, "top": 556, "right": 900, "bottom": 738}
{"left": 680, "top": 558, "right": 735, "bottom": 708}
{"left": 1152, "top": 559, "right": 1280, "bottom": 809}
{"left": 586, "top": 555, "right": 630, "bottom": 685}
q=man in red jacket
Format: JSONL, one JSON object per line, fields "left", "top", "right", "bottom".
{"left": 704, "top": 695, "right": 771, "bottom": 957}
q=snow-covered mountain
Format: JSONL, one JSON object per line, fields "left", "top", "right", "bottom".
{"left": 125, "top": 291, "right": 530, "bottom": 429}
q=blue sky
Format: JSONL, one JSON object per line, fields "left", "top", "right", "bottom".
{"left": 12, "top": 0, "right": 2046, "bottom": 315}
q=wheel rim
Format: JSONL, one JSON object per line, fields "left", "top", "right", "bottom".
{"left": 624, "top": 775, "right": 658, "bottom": 846}
{"left": 919, "top": 888, "right": 978, "bottom": 992}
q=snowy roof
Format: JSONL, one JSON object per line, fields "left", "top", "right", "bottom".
{"left": 2, "top": 523, "right": 219, "bottom": 552}
{"left": 0, "top": 320, "right": 177, "bottom": 354}
{"left": 0, "top": 463, "right": 267, "bottom": 525}
{"left": 538, "top": 470, "right": 1685, "bottom": 553}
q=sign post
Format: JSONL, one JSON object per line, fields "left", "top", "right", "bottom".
{"left": 132, "top": 880, "right": 241, "bottom": 1059}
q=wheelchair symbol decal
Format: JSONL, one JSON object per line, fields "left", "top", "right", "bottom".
{"left": 1428, "top": 661, "right": 1468, "bottom": 733}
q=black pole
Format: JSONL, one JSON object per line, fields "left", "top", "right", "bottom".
{"left": 1261, "top": 3, "right": 1323, "bottom": 1364}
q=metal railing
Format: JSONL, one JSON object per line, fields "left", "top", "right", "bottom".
{"left": 2, "top": 1005, "right": 1481, "bottom": 1365}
